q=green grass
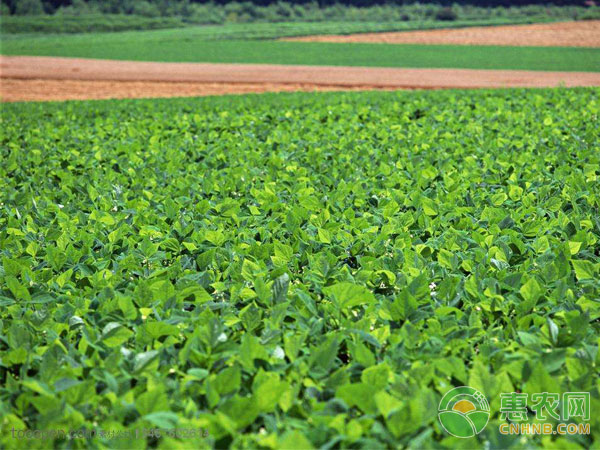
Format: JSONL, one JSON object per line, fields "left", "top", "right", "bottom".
{"left": 1, "top": 88, "right": 599, "bottom": 449}
{"left": 0, "top": 14, "right": 186, "bottom": 34}
{"left": 2, "top": 34, "right": 599, "bottom": 72}
{"left": 0, "top": 16, "right": 570, "bottom": 36}
{"left": 3, "top": 20, "right": 598, "bottom": 72}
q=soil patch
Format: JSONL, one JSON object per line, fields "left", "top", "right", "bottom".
{"left": 284, "top": 20, "right": 600, "bottom": 47}
{"left": 2, "top": 55, "right": 599, "bottom": 102}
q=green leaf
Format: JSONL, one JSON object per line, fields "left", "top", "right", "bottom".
{"left": 491, "top": 192, "right": 508, "bottom": 206}
{"left": 279, "top": 431, "right": 314, "bottom": 450}
{"left": 142, "top": 412, "right": 179, "bottom": 428}
{"left": 101, "top": 322, "right": 133, "bottom": 347}
{"left": 519, "top": 277, "right": 543, "bottom": 304}
{"left": 253, "top": 370, "right": 289, "bottom": 412}
{"left": 214, "top": 366, "right": 241, "bottom": 395}
{"left": 572, "top": 260, "right": 597, "bottom": 280}
{"left": 134, "top": 350, "right": 160, "bottom": 373}
{"left": 317, "top": 228, "right": 331, "bottom": 244}
{"left": 336, "top": 382, "right": 378, "bottom": 414}
{"left": 241, "top": 259, "right": 261, "bottom": 281}
{"left": 568, "top": 241, "right": 582, "bottom": 255}
{"left": 374, "top": 391, "right": 403, "bottom": 418}
{"left": 5, "top": 276, "right": 31, "bottom": 301}
{"left": 323, "top": 282, "right": 376, "bottom": 310}
{"left": 421, "top": 196, "right": 439, "bottom": 216}
{"left": 139, "top": 321, "right": 179, "bottom": 341}
{"left": 272, "top": 273, "right": 290, "bottom": 303}
{"left": 361, "top": 363, "right": 391, "bottom": 390}
{"left": 220, "top": 396, "right": 260, "bottom": 430}
{"left": 136, "top": 389, "right": 169, "bottom": 415}
{"left": 309, "top": 336, "right": 340, "bottom": 376}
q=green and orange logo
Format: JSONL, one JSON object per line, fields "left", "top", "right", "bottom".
{"left": 438, "top": 386, "right": 490, "bottom": 438}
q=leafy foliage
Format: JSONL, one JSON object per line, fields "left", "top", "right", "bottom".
{"left": 1, "top": 88, "right": 599, "bottom": 448}
{"left": 0, "top": 16, "right": 572, "bottom": 38}
{"left": 3, "top": 0, "right": 597, "bottom": 30}
{"left": 0, "top": 14, "right": 185, "bottom": 33}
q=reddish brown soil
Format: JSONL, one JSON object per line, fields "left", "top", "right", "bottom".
{"left": 0, "top": 78, "right": 397, "bottom": 102}
{"left": 2, "top": 55, "right": 600, "bottom": 102}
{"left": 285, "top": 20, "right": 600, "bottom": 47}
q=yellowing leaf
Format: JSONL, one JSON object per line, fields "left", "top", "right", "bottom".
{"left": 421, "top": 197, "right": 438, "bottom": 216}
{"left": 572, "top": 260, "right": 597, "bottom": 281}
{"left": 568, "top": 241, "right": 582, "bottom": 255}
{"left": 317, "top": 228, "right": 331, "bottom": 244}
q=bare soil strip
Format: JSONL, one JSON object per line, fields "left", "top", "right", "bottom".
{"left": 2, "top": 55, "right": 600, "bottom": 102}
{"left": 0, "top": 79, "right": 396, "bottom": 102}
{"left": 285, "top": 20, "right": 600, "bottom": 47}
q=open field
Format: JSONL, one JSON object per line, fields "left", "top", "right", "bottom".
{"left": 2, "top": 38, "right": 600, "bottom": 72}
{"left": 287, "top": 20, "right": 600, "bottom": 47}
{"left": 1, "top": 88, "right": 599, "bottom": 449}
{"left": 3, "top": 19, "right": 599, "bottom": 103}
{"left": 0, "top": 17, "right": 572, "bottom": 37}
{"left": 2, "top": 56, "right": 600, "bottom": 102}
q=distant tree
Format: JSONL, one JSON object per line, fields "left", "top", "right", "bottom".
{"left": 435, "top": 6, "right": 457, "bottom": 19}
{"left": 130, "top": 0, "right": 161, "bottom": 16}
{"left": 1, "top": 0, "right": 593, "bottom": 16}
{"left": 14, "top": 0, "right": 44, "bottom": 14}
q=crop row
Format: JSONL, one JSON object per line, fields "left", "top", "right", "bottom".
{"left": 1, "top": 89, "right": 599, "bottom": 448}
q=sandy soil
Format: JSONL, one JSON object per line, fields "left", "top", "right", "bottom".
{"left": 2, "top": 55, "right": 600, "bottom": 102}
{"left": 0, "top": 78, "right": 397, "bottom": 102}
{"left": 285, "top": 20, "right": 600, "bottom": 47}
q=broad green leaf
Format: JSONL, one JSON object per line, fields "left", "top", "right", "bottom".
{"left": 520, "top": 278, "right": 543, "bottom": 304}
{"left": 134, "top": 350, "right": 160, "bottom": 373}
{"left": 136, "top": 389, "right": 169, "bottom": 415}
{"left": 101, "top": 322, "right": 133, "bottom": 348}
{"left": 272, "top": 273, "right": 290, "bottom": 303}
{"left": 572, "top": 260, "right": 597, "bottom": 280}
{"left": 323, "top": 282, "right": 376, "bottom": 310}
{"left": 336, "top": 382, "right": 378, "bottom": 414}
{"left": 142, "top": 412, "right": 179, "bottom": 428}
{"left": 421, "top": 197, "right": 438, "bottom": 216}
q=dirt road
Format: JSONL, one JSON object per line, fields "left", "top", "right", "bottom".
{"left": 286, "top": 20, "right": 600, "bottom": 47}
{"left": 2, "top": 55, "right": 600, "bottom": 102}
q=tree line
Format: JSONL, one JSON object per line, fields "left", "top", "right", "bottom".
{"left": 2, "top": 0, "right": 592, "bottom": 16}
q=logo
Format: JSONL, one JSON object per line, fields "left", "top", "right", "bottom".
{"left": 499, "top": 391, "right": 590, "bottom": 436}
{"left": 438, "top": 386, "right": 490, "bottom": 438}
